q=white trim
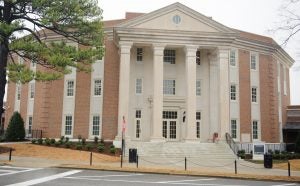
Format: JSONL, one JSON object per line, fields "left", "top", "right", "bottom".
{"left": 63, "top": 114, "right": 74, "bottom": 138}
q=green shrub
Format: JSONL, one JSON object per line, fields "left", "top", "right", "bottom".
{"left": 50, "top": 138, "right": 56, "bottom": 144}
{"left": 98, "top": 143, "right": 105, "bottom": 152}
{"left": 37, "top": 138, "right": 43, "bottom": 144}
{"left": 86, "top": 143, "right": 93, "bottom": 151}
{"left": 31, "top": 139, "right": 37, "bottom": 144}
{"left": 58, "top": 139, "right": 63, "bottom": 145}
{"left": 54, "top": 141, "right": 60, "bottom": 147}
{"left": 94, "top": 136, "right": 99, "bottom": 143}
{"left": 81, "top": 138, "right": 86, "bottom": 146}
{"left": 45, "top": 138, "right": 51, "bottom": 146}
{"left": 78, "top": 135, "right": 82, "bottom": 142}
{"left": 274, "top": 150, "right": 280, "bottom": 154}
{"left": 65, "top": 137, "right": 69, "bottom": 143}
{"left": 5, "top": 112, "right": 25, "bottom": 141}
{"left": 60, "top": 136, "right": 65, "bottom": 141}
{"left": 76, "top": 143, "right": 83, "bottom": 150}
{"left": 110, "top": 144, "right": 116, "bottom": 154}
{"left": 100, "top": 138, "right": 104, "bottom": 143}
{"left": 65, "top": 142, "right": 71, "bottom": 148}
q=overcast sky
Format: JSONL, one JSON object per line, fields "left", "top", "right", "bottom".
{"left": 99, "top": 0, "right": 300, "bottom": 104}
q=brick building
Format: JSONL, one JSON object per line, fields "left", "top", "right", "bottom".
{"left": 4, "top": 3, "right": 294, "bottom": 145}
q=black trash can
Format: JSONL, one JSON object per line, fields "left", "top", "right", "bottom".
{"left": 264, "top": 153, "right": 273, "bottom": 168}
{"left": 129, "top": 148, "right": 137, "bottom": 163}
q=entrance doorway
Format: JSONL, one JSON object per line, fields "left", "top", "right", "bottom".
{"left": 162, "top": 111, "right": 178, "bottom": 141}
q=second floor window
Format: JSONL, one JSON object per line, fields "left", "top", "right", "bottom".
{"left": 16, "top": 83, "right": 21, "bottom": 100}
{"left": 30, "top": 83, "right": 35, "bottom": 99}
{"left": 196, "top": 50, "right": 201, "bottom": 65}
{"left": 94, "top": 79, "right": 102, "bottom": 96}
{"left": 230, "top": 50, "right": 236, "bottom": 66}
{"left": 67, "top": 80, "right": 74, "bottom": 97}
{"left": 230, "top": 85, "right": 236, "bottom": 101}
{"left": 251, "top": 54, "right": 257, "bottom": 70}
{"left": 163, "top": 80, "right": 175, "bottom": 95}
{"left": 196, "top": 80, "right": 201, "bottom": 96}
{"left": 137, "top": 48, "right": 143, "bottom": 62}
{"left": 164, "top": 49, "right": 176, "bottom": 64}
{"left": 251, "top": 87, "right": 257, "bottom": 103}
{"left": 136, "top": 78, "right": 142, "bottom": 94}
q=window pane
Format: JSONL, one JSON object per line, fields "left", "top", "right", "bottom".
{"left": 253, "top": 120, "right": 258, "bottom": 139}
{"left": 137, "top": 48, "right": 143, "bottom": 62}
{"left": 252, "top": 87, "right": 257, "bottom": 102}
{"left": 67, "top": 81, "right": 74, "bottom": 96}
{"left": 230, "top": 51, "right": 236, "bottom": 66}
{"left": 30, "top": 83, "right": 35, "bottom": 99}
{"left": 196, "top": 80, "right": 201, "bottom": 96}
{"left": 163, "top": 80, "right": 175, "bottom": 95}
{"left": 136, "top": 78, "right": 142, "bottom": 94}
{"left": 65, "top": 116, "right": 72, "bottom": 135}
{"left": 164, "top": 49, "right": 176, "bottom": 64}
{"left": 251, "top": 55, "right": 256, "bottom": 70}
{"left": 92, "top": 116, "right": 100, "bottom": 136}
{"left": 94, "top": 79, "right": 102, "bottom": 96}
{"left": 196, "top": 50, "right": 201, "bottom": 65}
{"left": 231, "top": 85, "right": 236, "bottom": 100}
{"left": 16, "top": 83, "right": 21, "bottom": 100}
{"left": 162, "top": 111, "right": 177, "bottom": 119}
{"left": 136, "top": 120, "right": 141, "bottom": 138}
{"left": 231, "top": 120, "right": 237, "bottom": 139}
{"left": 28, "top": 116, "right": 33, "bottom": 134}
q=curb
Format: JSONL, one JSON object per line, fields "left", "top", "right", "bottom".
{"left": 56, "top": 164, "right": 300, "bottom": 183}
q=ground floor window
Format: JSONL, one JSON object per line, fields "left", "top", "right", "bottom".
{"left": 65, "top": 115, "right": 73, "bottom": 135}
{"left": 162, "top": 111, "right": 178, "bottom": 140}
{"left": 196, "top": 112, "right": 201, "bottom": 138}
{"left": 135, "top": 110, "right": 141, "bottom": 138}
{"left": 231, "top": 119, "right": 237, "bottom": 139}
{"left": 92, "top": 115, "right": 100, "bottom": 136}
{"left": 28, "top": 116, "right": 33, "bottom": 135}
{"left": 252, "top": 120, "right": 258, "bottom": 140}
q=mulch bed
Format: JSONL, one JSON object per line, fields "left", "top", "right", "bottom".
{"left": 0, "top": 146, "right": 13, "bottom": 154}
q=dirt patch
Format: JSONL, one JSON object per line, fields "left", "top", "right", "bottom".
{"left": 0, "top": 146, "right": 12, "bottom": 154}
{"left": 273, "top": 159, "right": 300, "bottom": 171}
{"left": 1, "top": 144, "right": 119, "bottom": 163}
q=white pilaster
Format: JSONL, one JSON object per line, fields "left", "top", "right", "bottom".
{"left": 151, "top": 44, "right": 165, "bottom": 141}
{"left": 117, "top": 42, "right": 132, "bottom": 139}
{"left": 184, "top": 45, "right": 198, "bottom": 141}
{"left": 218, "top": 48, "right": 230, "bottom": 139}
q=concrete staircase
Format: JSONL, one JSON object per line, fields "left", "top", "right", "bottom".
{"left": 125, "top": 141, "right": 237, "bottom": 161}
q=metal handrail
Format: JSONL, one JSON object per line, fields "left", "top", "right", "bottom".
{"left": 225, "top": 133, "right": 238, "bottom": 157}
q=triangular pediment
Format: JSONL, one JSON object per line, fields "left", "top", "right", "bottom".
{"left": 118, "top": 3, "right": 234, "bottom": 33}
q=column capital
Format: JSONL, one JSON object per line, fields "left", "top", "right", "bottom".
{"left": 152, "top": 43, "right": 165, "bottom": 56}
{"left": 119, "top": 41, "right": 133, "bottom": 54}
{"left": 184, "top": 45, "right": 198, "bottom": 57}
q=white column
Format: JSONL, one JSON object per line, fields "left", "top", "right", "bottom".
{"left": 209, "top": 50, "right": 219, "bottom": 139}
{"left": 151, "top": 44, "right": 165, "bottom": 141}
{"left": 117, "top": 42, "right": 132, "bottom": 139}
{"left": 184, "top": 45, "right": 198, "bottom": 141}
{"left": 218, "top": 48, "right": 230, "bottom": 139}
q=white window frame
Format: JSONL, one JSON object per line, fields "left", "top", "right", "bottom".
{"left": 135, "top": 78, "right": 143, "bottom": 95}
{"left": 230, "top": 84, "right": 237, "bottom": 101}
{"left": 230, "top": 50, "right": 236, "bottom": 66}
{"left": 196, "top": 111, "right": 201, "bottom": 139}
{"left": 136, "top": 48, "right": 143, "bottom": 63}
{"left": 196, "top": 80, "right": 201, "bottom": 96}
{"left": 94, "top": 79, "right": 102, "bottom": 96}
{"left": 163, "top": 49, "right": 176, "bottom": 64}
{"left": 64, "top": 115, "right": 73, "bottom": 136}
{"left": 29, "top": 82, "right": 35, "bottom": 99}
{"left": 66, "top": 80, "right": 74, "bottom": 97}
{"left": 231, "top": 119, "right": 237, "bottom": 139}
{"left": 250, "top": 54, "right": 257, "bottom": 70}
{"left": 163, "top": 79, "right": 176, "bottom": 95}
{"left": 28, "top": 116, "right": 33, "bottom": 135}
{"left": 92, "top": 115, "right": 100, "bottom": 136}
{"left": 135, "top": 110, "right": 142, "bottom": 139}
{"left": 252, "top": 120, "right": 259, "bottom": 140}
{"left": 251, "top": 87, "right": 258, "bottom": 103}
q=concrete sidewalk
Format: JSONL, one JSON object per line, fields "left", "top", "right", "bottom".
{"left": 1, "top": 153, "right": 300, "bottom": 182}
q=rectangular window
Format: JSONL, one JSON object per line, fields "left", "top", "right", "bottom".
{"left": 196, "top": 80, "right": 201, "bottom": 96}
{"left": 196, "top": 50, "right": 201, "bottom": 65}
{"left": 162, "top": 111, "right": 177, "bottom": 119}
{"left": 196, "top": 112, "right": 201, "bottom": 138}
{"left": 92, "top": 115, "right": 100, "bottom": 136}
{"left": 230, "top": 85, "right": 236, "bottom": 101}
{"left": 67, "top": 80, "right": 74, "bottom": 97}
{"left": 137, "top": 48, "right": 143, "bottom": 62}
{"left": 16, "top": 83, "right": 21, "bottom": 100}
{"left": 135, "top": 110, "right": 141, "bottom": 139}
{"left": 94, "top": 79, "right": 102, "bottom": 96}
{"left": 230, "top": 50, "right": 236, "bottom": 66}
{"left": 65, "top": 115, "right": 73, "bottom": 135}
{"left": 250, "top": 54, "right": 257, "bottom": 70}
{"left": 251, "top": 87, "right": 257, "bottom": 103}
{"left": 231, "top": 119, "right": 237, "bottom": 139}
{"left": 136, "top": 78, "right": 142, "bottom": 94}
{"left": 252, "top": 120, "right": 258, "bottom": 140}
{"left": 30, "top": 83, "right": 35, "bottom": 99}
{"left": 163, "top": 80, "right": 175, "bottom": 95}
{"left": 164, "top": 49, "right": 176, "bottom": 64}
{"left": 28, "top": 116, "right": 33, "bottom": 135}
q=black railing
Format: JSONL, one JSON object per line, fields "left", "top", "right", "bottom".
{"left": 0, "top": 129, "right": 43, "bottom": 140}
{"left": 225, "top": 133, "right": 238, "bottom": 157}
